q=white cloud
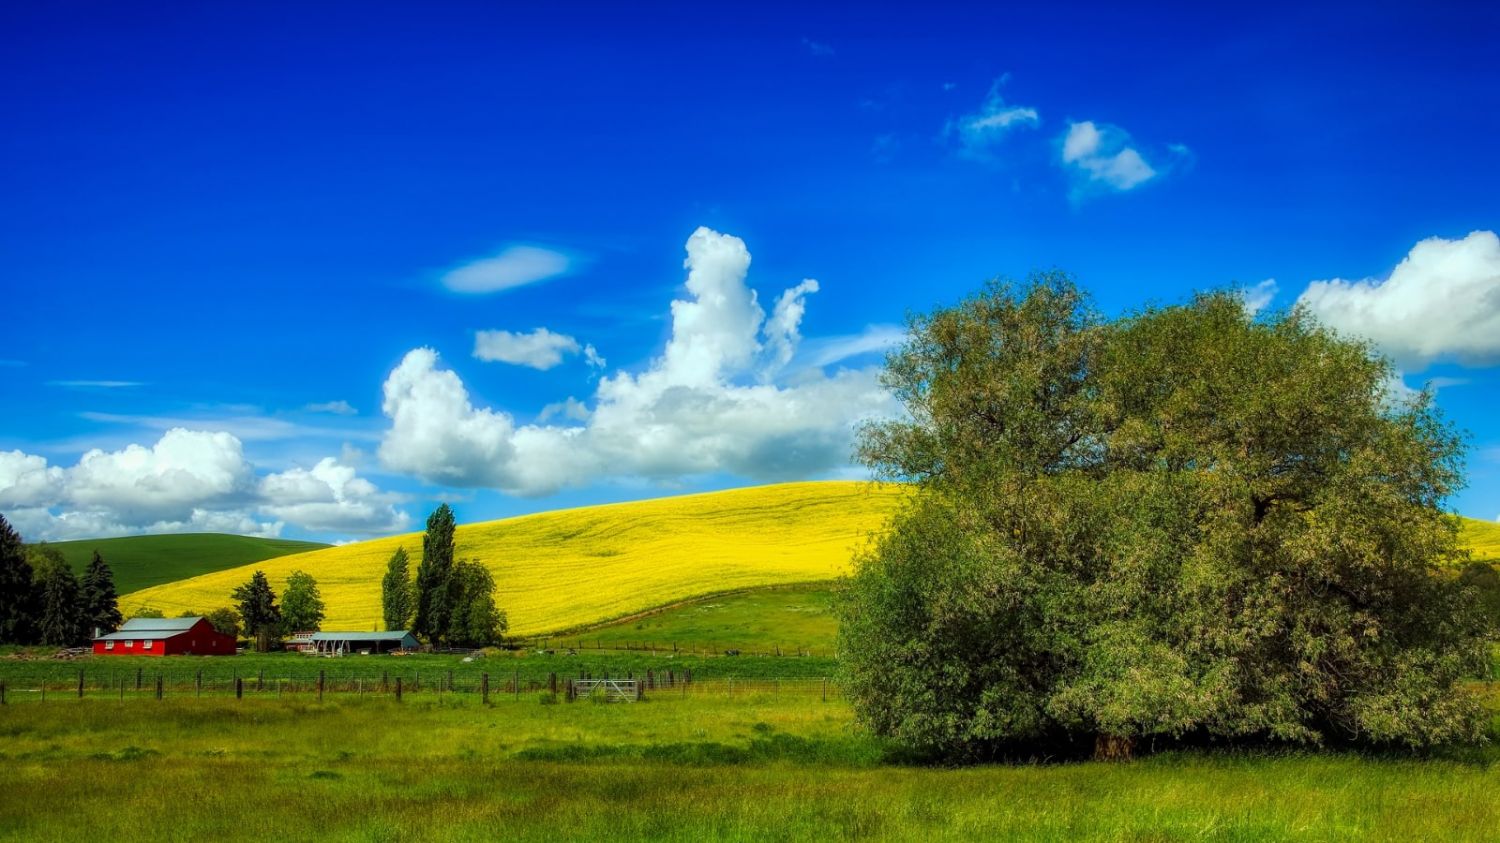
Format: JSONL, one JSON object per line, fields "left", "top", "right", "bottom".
{"left": 48, "top": 380, "right": 144, "bottom": 389}
{"left": 799, "top": 324, "right": 905, "bottom": 368}
{"left": 0, "top": 429, "right": 407, "bottom": 541}
{"left": 258, "top": 458, "right": 409, "bottom": 535}
{"left": 377, "top": 227, "right": 900, "bottom": 495}
{"left": 1059, "top": 121, "right": 1162, "bottom": 193}
{"left": 473, "top": 328, "right": 583, "bottom": 370}
{"left": 538, "top": 397, "right": 591, "bottom": 423}
{"left": 947, "top": 79, "right": 1040, "bottom": 158}
{"left": 440, "top": 245, "right": 572, "bottom": 294}
{"left": 583, "top": 344, "right": 606, "bottom": 370}
{"left": 1296, "top": 230, "right": 1500, "bottom": 369}
{"left": 305, "top": 400, "right": 357, "bottom": 416}
{"left": 1242, "top": 279, "right": 1279, "bottom": 316}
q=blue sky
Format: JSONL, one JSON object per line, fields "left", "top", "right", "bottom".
{"left": 2, "top": 1, "right": 1498, "bottom": 541}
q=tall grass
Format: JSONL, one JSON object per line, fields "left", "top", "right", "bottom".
{"left": 1, "top": 694, "right": 1497, "bottom": 842}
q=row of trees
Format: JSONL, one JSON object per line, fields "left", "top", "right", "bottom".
{"left": 382, "top": 504, "right": 507, "bottom": 647}
{"left": 0, "top": 515, "right": 122, "bottom": 646}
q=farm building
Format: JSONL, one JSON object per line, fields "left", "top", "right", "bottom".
{"left": 93, "top": 617, "right": 237, "bottom": 656}
{"left": 306, "top": 631, "right": 419, "bottom": 655}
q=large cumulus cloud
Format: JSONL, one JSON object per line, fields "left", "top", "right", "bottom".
{"left": 377, "top": 227, "right": 900, "bottom": 495}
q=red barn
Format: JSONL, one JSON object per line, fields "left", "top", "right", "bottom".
{"left": 93, "top": 616, "right": 237, "bottom": 656}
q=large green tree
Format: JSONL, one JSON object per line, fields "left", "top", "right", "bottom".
{"left": 79, "top": 550, "right": 123, "bottom": 635}
{"left": 414, "top": 504, "right": 457, "bottom": 644}
{"left": 447, "top": 559, "right": 507, "bottom": 648}
{"left": 382, "top": 546, "right": 415, "bottom": 631}
{"left": 232, "top": 570, "right": 282, "bottom": 652}
{"left": 33, "top": 553, "right": 85, "bottom": 646}
{"left": 840, "top": 275, "right": 1490, "bottom": 760}
{"left": 0, "top": 515, "right": 38, "bottom": 644}
{"left": 279, "top": 570, "right": 325, "bottom": 634}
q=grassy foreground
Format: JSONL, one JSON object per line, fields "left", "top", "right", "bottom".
{"left": 42, "top": 533, "right": 327, "bottom": 594}
{"left": 124, "top": 481, "right": 904, "bottom": 635}
{"left": 1, "top": 692, "right": 1497, "bottom": 842}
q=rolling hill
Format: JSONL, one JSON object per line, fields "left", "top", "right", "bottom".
{"left": 44, "top": 533, "right": 330, "bottom": 595}
{"left": 1459, "top": 516, "right": 1500, "bottom": 564}
{"left": 123, "top": 481, "right": 906, "bottom": 636}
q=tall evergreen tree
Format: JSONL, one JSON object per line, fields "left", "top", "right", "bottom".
{"left": 0, "top": 515, "right": 38, "bottom": 644}
{"left": 79, "top": 550, "right": 123, "bottom": 635}
{"left": 34, "top": 557, "right": 85, "bottom": 646}
{"left": 382, "top": 546, "right": 415, "bottom": 631}
{"left": 231, "top": 570, "right": 282, "bottom": 652}
{"left": 279, "top": 570, "right": 325, "bottom": 633}
{"left": 414, "top": 504, "right": 456, "bottom": 644}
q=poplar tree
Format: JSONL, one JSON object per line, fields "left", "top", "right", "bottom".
{"left": 382, "top": 547, "right": 415, "bottom": 631}
{"left": 414, "top": 504, "right": 456, "bottom": 645}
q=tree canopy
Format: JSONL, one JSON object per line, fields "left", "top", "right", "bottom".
{"left": 80, "top": 550, "right": 122, "bottom": 635}
{"left": 0, "top": 515, "right": 38, "bottom": 644}
{"left": 840, "top": 275, "right": 1491, "bottom": 760}
{"left": 279, "top": 570, "right": 325, "bottom": 634}
{"left": 232, "top": 570, "right": 282, "bottom": 652}
{"left": 414, "top": 504, "right": 457, "bottom": 644}
{"left": 382, "top": 546, "right": 415, "bottom": 632}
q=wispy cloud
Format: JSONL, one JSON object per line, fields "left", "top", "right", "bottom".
{"left": 946, "top": 77, "right": 1040, "bottom": 160}
{"left": 473, "top": 328, "right": 588, "bottom": 371}
{"left": 79, "top": 410, "right": 377, "bottom": 443}
{"left": 304, "top": 400, "right": 358, "bottom": 416}
{"left": 49, "top": 380, "right": 144, "bottom": 389}
{"left": 799, "top": 324, "right": 906, "bottom": 368}
{"left": 1242, "top": 279, "right": 1278, "bottom": 316}
{"left": 440, "top": 244, "right": 574, "bottom": 294}
{"left": 802, "top": 37, "right": 835, "bottom": 57}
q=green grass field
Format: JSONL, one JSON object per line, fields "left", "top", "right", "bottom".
{"left": 555, "top": 584, "right": 838, "bottom": 655}
{"left": 1, "top": 691, "right": 1496, "bottom": 842}
{"left": 40, "top": 533, "right": 328, "bottom": 595}
{"left": 1460, "top": 516, "right": 1500, "bottom": 564}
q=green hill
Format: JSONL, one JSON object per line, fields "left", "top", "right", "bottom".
{"left": 1459, "top": 516, "right": 1500, "bottom": 564}
{"left": 42, "top": 534, "right": 329, "bottom": 595}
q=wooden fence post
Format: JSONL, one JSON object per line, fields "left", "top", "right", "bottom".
{"left": 482, "top": 673, "right": 489, "bottom": 705}
{"left": 382, "top": 670, "right": 389, "bottom": 693}
{"left": 447, "top": 670, "right": 454, "bottom": 693}
{"left": 77, "top": 669, "right": 84, "bottom": 698}
{"left": 822, "top": 677, "right": 827, "bottom": 702}
{"left": 318, "top": 670, "right": 325, "bottom": 702}
{"left": 1, "top": 680, "right": 6, "bottom": 705}
{"left": 514, "top": 669, "right": 520, "bottom": 700}
{"left": 155, "top": 675, "right": 163, "bottom": 700}
{"left": 548, "top": 672, "right": 557, "bottom": 696}
{"left": 236, "top": 677, "right": 243, "bottom": 700}
{"left": 135, "top": 668, "right": 142, "bottom": 691}
{"left": 257, "top": 670, "right": 264, "bottom": 692}
{"left": 395, "top": 677, "right": 403, "bottom": 702}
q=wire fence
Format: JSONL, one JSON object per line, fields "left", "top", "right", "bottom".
{"left": 0, "top": 670, "right": 846, "bottom": 706}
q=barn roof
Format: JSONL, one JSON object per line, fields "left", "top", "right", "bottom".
{"left": 94, "top": 616, "right": 207, "bottom": 641}
{"left": 310, "top": 631, "right": 417, "bottom": 643}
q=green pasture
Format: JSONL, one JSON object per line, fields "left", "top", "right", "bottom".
{"left": 550, "top": 583, "right": 838, "bottom": 655}
{"left": 1, "top": 690, "right": 1497, "bottom": 842}
{"left": 39, "top": 533, "right": 328, "bottom": 595}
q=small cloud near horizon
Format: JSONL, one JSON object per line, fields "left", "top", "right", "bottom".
{"left": 440, "top": 244, "right": 574, "bottom": 294}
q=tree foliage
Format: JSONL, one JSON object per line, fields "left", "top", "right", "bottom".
{"left": 79, "top": 551, "right": 123, "bottom": 635}
{"left": 279, "top": 570, "right": 325, "bottom": 634}
{"left": 34, "top": 554, "right": 85, "bottom": 646}
{"left": 447, "top": 559, "right": 507, "bottom": 647}
{"left": 205, "top": 607, "right": 242, "bottom": 639}
{"left": 414, "top": 504, "right": 457, "bottom": 644}
{"left": 382, "top": 547, "right": 415, "bottom": 632}
{"left": 840, "top": 275, "right": 1491, "bottom": 759}
{"left": 0, "top": 515, "right": 38, "bottom": 644}
{"left": 232, "top": 570, "right": 282, "bottom": 652}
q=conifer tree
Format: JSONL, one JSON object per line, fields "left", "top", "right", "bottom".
{"left": 414, "top": 504, "right": 456, "bottom": 644}
{"left": 0, "top": 515, "right": 38, "bottom": 644}
{"left": 79, "top": 550, "right": 123, "bottom": 635}
{"left": 232, "top": 570, "right": 282, "bottom": 652}
{"left": 34, "top": 556, "right": 84, "bottom": 646}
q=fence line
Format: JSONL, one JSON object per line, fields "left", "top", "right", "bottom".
{"left": 0, "top": 672, "right": 845, "bottom": 705}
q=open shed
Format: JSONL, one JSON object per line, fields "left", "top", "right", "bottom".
{"left": 308, "top": 631, "right": 419, "bottom": 655}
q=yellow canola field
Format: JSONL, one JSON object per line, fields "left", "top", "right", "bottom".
{"left": 123, "top": 481, "right": 906, "bottom": 637}
{"left": 1459, "top": 516, "right": 1500, "bottom": 564}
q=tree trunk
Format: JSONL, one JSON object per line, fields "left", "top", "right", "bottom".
{"left": 1093, "top": 733, "right": 1135, "bottom": 761}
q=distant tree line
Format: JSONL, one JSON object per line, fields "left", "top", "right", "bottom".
{"left": 0, "top": 514, "right": 122, "bottom": 646}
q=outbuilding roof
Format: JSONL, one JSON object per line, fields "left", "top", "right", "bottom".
{"left": 96, "top": 616, "right": 208, "bottom": 641}
{"left": 310, "top": 631, "right": 417, "bottom": 643}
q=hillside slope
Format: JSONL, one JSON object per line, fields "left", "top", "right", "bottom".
{"left": 1459, "top": 517, "right": 1500, "bottom": 564}
{"left": 44, "top": 534, "right": 329, "bottom": 594}
{"left": 123, "top": 481, "right": 905, "bottom": 636}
